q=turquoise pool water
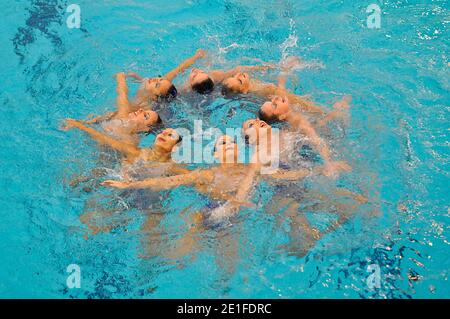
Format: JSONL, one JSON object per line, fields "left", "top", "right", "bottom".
{"left": 0, "top": 0, "right": 448, "bottom": 298}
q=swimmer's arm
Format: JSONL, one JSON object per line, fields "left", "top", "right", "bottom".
{"left": 208, "top": 164, "right": 258, "bottom": 220}
{"left": 238, "top": 65, "right": 273, "bottom": 73}
{"left": 263, "top": 168, "right": 310, "bottom": 181}
{"left": 164, "top": 49, "right": 206, "bottom": 82}
{"left": 277, "top": 76, "right": 287, "bottom": 90}
{"left": 210, "top": 65, "right": 273, "bottom": 83}
{"left": 83, "top": 111, "right": 117, "bottom": 124}
{"left": 168, "top": 164, "right": 191, "bottom": 175}
{"left": 218, "top": 164, "right": 258, "bottom": 212}
{"left": 115, "top": 72, "right": 132, "bottom": 118}
{"left": 290, "top": 114, "right": 332, "bottom": 164}
{"left": 63, "top": 119, "right": 141, "bottom": 158}
{"left": 82, "top": 73, "right": 131, "bottom": 124}
{"left": 284, "top": 93, "right": 326, "bottom": 115}
{"left": 235, "top": 164, "right": 258, "bottom": 204}
{"left": 288, "top": 115, "right": 351, "bottom": 176}
{"left": 126, "top": 72, "right": 144, "bottom": 82}
{"left": 102, "top": 170, "right": 210, "bottom": 190}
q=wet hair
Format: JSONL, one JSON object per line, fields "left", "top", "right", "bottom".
{"left": 258, "top": 109, "right": 278, "bottom": 124}
{"left": 144, "top": 113, "right": 163, "bottom": 136}
{"left": 158, "top": 84, "right": 178, "bottom": 101}
{"left": 192, "top": 78, "right": 214, "bottom": 94}
{"left": 221, "top": 83, "right": 238, "bottom": 98}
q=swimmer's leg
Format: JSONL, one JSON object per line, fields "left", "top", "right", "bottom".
{"left": 279, "top": 201, "right": 321, "bottom": 257}
{"left": 214, "top": 228, "right": 240, "bottom": 277}
{"left": 140, "top": 211, "right": 166, "bottom": 259}
{"left": 164, "top": 211, "right": 204, "bottom": 260}
{"left": 79, "top": 194, "right": 129, "bottom": 237}
{"left": 80, "top": 208, "right": 117, "bottom": 238}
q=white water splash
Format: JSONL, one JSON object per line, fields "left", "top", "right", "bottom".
{"left": 279, "top": 19, "right": 324, "bottom": 72}
{"left": 279, "top": 19, "right": 298, "bottom": 62}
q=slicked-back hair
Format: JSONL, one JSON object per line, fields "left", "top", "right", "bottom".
{"left": 258, "top": 109, "right": 278, "bottom": 124}
{"left": 145, "top": 113, "right": 163, "bottom": 136}
{"left": 221, "top": 83, "right": 238, "bottom": 98}
{"left": 192, "top": 78, "right": 214, "bottom": 94}
{"left": 158, "top": 84, "right": 178, "bottom": 101}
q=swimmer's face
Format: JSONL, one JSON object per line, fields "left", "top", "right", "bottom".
{"left": 154, "top": 128, "right": 181, "bottom": 153}
{"left": 128, "top": 108, "right": 159, "bottom": 132}
{"left": 214, "top": 135, "right": 238, "bottom": 164}
{"left": 189, "top": 68, "right": 211, "bottom": 87}
{"left": 260, "top": 96, "right": 291, "bottom": 121}
{"left": 223, "top": 72, "right": 250, "bottom": 93}
{"left": 145, "top": 77, "right": 172, "bottom": 98}
{"left": 242, "top": 119, "right": 271, "bottom": 145}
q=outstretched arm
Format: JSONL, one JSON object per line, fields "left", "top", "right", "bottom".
{"left": 283, "top": 93, "right": 326, "bottom": 115}
{"left": 63, "top": 119, "right": 141, "bottom": 159}
{"left": 83, "top": 111, "right": 117, "bottom": 125}
{"left": 263, "top": 168, "right": 310, "bottom": 181}
{"left": 207, "top": 164, "right": 259, "bottom": 222}
{"left": 164, "top": 49, "right": 206, "bottom": 82}
{"left": 102, "top": 169, "right": 210, "bottom": 190}
{"left": 115, "top": 72, "right": 132, "bottom": 118}
{"left": 277, "top": 75, "right": 287, "bottom": 90}
{"left": 82, "top": 73, "right": 133, "bottom": 124}
{"left": 286, "top": 114, "right": 351, "bottom": 177}
{"left": 126, "top": 71, "right": 145, "bottom": 82}
{"left": 210, "top": 64, "right": 272, "bottom": 83}
{"left": 234, "top": 164, "right": 258, "bottom": 204}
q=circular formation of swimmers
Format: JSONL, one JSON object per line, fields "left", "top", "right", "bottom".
{"left": 63, "top": 49, "right": 369, "bottom": 259}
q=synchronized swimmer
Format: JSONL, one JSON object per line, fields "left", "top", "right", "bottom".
{"left": 63, "top": 49, "right": 366, "bottom": 259}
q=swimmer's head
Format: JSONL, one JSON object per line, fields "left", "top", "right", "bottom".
{"left": 190, "top": 68, "right": 214, "bottom": 94}
{"left": 242, "top": 118, "right": 271, "bottom": 145}
{"left": 213, "top": 135, "right": 239, "bottom": 164}
{"left": 128, "top": 108, "right": 160, "bottom": 133}
{"left": 145, "top": 77, "right": 178, "bottom": 101}
{"left": 154, "top": 128, "right": 182, "bottom": 153}
{"left": 221, "top": 72, "right": 250, "bottom": 97}
{"left": 258, "top": 96, "right": 291, "bottom": 123}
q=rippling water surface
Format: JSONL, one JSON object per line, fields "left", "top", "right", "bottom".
{"left": 0, "top": 0, "right": 448, "bottom": 298}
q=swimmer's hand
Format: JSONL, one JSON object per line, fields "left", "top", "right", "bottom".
{"left": 61, "top": 118, "right": 83, "bottom": 131}
{"left": 322, "top": 161, "right": 352, "bottom": 177}
{"left": 195, "top": 49, "right": 206, "bottom": 58}
{"left": 126, "top": 72, "right": 144, "bottom": 82}
{"left": 116, "top": 72, "right": 126, "bottom": 80}
{"left": 101, "top": 180, "right": 131, "bottom": 189}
